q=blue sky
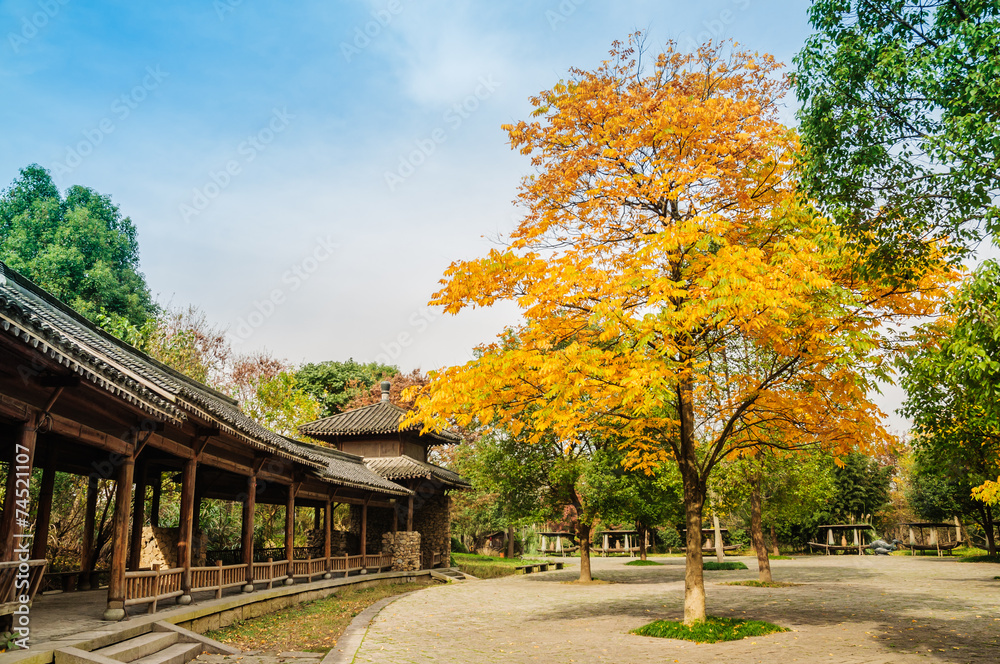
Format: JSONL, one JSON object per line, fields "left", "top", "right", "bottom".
{"left": 1, "top": 0, "right": 929, "bottom": 431}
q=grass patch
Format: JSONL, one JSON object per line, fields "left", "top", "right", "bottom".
{"left": 453, "top": 553, "right": 549, "bottom": 579}
{"left": 703, "top": 561, "right": 748, "bottom": 570}
{"left": 958, "top": 554, "right": 1000, "bottom": 564}
{"left": 632, "top": 615, "right": 789, "bottom": 643}
{"left": 722, "top": 580, "right": 803, "bottom": 588}
{"left": 625, "top": 560, "right": 664, "bottom": 566}
{"left": 768, "top": 555, "right": 794, "bottom": 560}
{"left": 205, "top": 582, "right": 419, "bottom": 653}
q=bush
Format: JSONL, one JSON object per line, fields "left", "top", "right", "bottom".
{"left": 703, "top": 561, "right": 748, "bottom": 570}
{"left": 632, "top": 616, "right": 788, "bottom": 642}
{"left": 450, "top": 536, "right": 468, "bottom": 554}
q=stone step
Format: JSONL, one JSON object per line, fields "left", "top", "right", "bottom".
{"left": 131, "top": 643, "right": 203, "bottom": 664}
{"left": 96, "top": 632, "right": 180, "bottom": 662}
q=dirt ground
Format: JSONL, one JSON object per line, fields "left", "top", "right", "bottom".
{"left": 350, "top": 553, "right": 1000, "bottom": 664}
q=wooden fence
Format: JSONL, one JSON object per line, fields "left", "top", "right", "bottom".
{"left": 124, "top": 553, "right": 392, "bottom": 613}
{"left": 0, "top": 559, "right": 47, "bottom": 616}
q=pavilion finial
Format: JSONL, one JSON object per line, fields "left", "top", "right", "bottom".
{"left": 381, "top": 381, "right": 391, "bottom": 402}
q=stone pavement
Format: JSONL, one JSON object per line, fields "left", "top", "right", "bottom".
{"left": 350, "top": 555, "right": 1000, "bottom": 664}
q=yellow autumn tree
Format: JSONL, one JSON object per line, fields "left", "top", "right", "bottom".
{"left": 405, "top": 38, "right": 952, "bottom": 624}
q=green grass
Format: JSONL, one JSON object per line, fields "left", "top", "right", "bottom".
{"left": 768, "top": 555, "right": 794, "bottom": 560}
{"left": 959, "top": 554, "right": 1000, "bottom": 563}
{"left": 205, "top": 582, "right": 420, "bottom": 653}
{"left": 625, "top": 560, "right": 663, "bottom": 566}
{"left": 453, "top": 553, "right": 550, "bottom": 579}
{"left": 632, "top": 615, "right": 789, "bottom": 642}
{"left": 703, "top": 561, "right": 748, "bottom": 570}
{"left": 722, "top": 580, "right": 803, "bottom": 588}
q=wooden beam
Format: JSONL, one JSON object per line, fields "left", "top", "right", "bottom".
{"left": 1, "top": 412, "right": 37, "bottom": 561}
{"left": 38, "top": 375, "right": 81, "bottom": 388}
{"left": 242, "top": 472, "right": 257, "bottom": 592}
{"left": 103, "top": 453, "right": 135, "bottom": 621}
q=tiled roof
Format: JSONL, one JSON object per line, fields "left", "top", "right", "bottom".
{"left": 296, "top": 441, "right": 413, "bottom": 496}
{"left": 364, "top": 455, "right": 470, "bottom": 488}
{"left": 298, "top": 400, "right": 460, "bottom": 443}
{"left": 0, "top": 261, "right": 409, "bottom": 496}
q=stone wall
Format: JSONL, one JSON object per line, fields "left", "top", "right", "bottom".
{"left": 382, "top": 531, "right": 421, "bottom": 572}
{"left": 411, "top": 487, "right": 451, "bottom": 569}
{"left": 138, "top": 526, "right": 207, "bottom": 569}
{"left": 349, "top": 505, "right": 394, "bottom": 554}
{"left": 304, "top": 528, "right": 352, "bottom": 556}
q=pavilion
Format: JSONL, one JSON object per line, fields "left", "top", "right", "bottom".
{"left": 0, "top": 261, "right": 424, "bottom": 625}
{"left": 299, "top": 388, "right": 469, "bottom": 570}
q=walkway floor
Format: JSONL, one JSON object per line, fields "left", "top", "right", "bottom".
{"left": 350, "top": 554, "right": 1000, "bottom": 663}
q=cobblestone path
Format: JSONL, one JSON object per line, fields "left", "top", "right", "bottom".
{"left": 351, "top": 555, "right": 999, "bottom": 664}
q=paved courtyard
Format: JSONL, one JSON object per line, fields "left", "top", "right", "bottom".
{"left": 352, "top": 555, "right": 1000, "bottom": 664}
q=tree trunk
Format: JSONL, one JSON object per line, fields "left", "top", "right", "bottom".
{"left": 682, "top": 479, "right": 706, "bottom": 624}
{"left": 770, "top": 524, "right": 780, "bottom": 556}
{"left": 507, "top": 525, "right": 515, "bottom": 559}
{"left": 750, "top": 477, "right": 772, "bottom": 583}
{"left": 577, "top": 521, "right": 592, "bottom": 582}
{"left": 678, "top": 376, "right": 707, "bottom": 624}
{"left": 712, "top": 512, "right": 724, "bottom": 563}
{"left": 638, "top": 523, "right": 648, "bottom": 561}
{"left": 984, "top": 503, "right": 996, "bottom": 557}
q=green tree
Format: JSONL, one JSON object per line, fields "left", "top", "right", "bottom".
{"left": 795, "top": 0, "right": 1000, "bottom": 274}
{"left": 900, "top": 260, "right": 1000, "bottom": 554}
{"left": 295, "top": 359, "right": 399, "bottom": 416}
{"left": 0, "top": 164, "right": 155, "bottom": 326}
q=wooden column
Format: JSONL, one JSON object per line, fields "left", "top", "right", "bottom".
{"left": 1, "top": 413, "right": 38, "bottom": 561}
{"left": 314, "top": 507, "right": 322, "bottom": 531}
{"left": 128, "top": 461, "right": 147, "bottom": 570}
{"left": 323, "top": 495, "right": 332, "bottom": 579}
{"left": 31, "top": 457, "right": 57, "bottom": 560}
{"left": 104, "top": 455, "right": 135, "bottom": 621}
{"left": 324, "top": 496, "right": 332, "bottom": 560}
{"left": 360, "top": 502, "right": 368, "bottom": 558}
{"left": 79, "top": 475, "right": 99, "bottom": 590}
{"left": 193, "top": 485, "right": 203, "bottom": 534}
{"left": 406, "top": 495, "right": 414, "bottom": 532}
{"left": 285, "top": 485, "right": 296, "bottom": 563}
{"left": 150, "top": 471, "right": 161, "bottom": 527}
{"left": 177, "top": 457, "right": 197, "bottom": 604}
{"left": 241, "top": 473, "right": 257, "bottom": 592}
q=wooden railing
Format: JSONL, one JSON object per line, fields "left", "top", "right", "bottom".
{"left": 123, "top": 552, "right": 396, "bottom": 613}
{"left": 0, "top": 559, "right": 47, "bottom": 616}
{"left": 123, "top": 565, "right": 184, "bottom": 613}
{"left": 207, "top": 547, "right": 318, "bottom": 565}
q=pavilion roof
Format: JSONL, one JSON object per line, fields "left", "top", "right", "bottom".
{"left": 363, "top": 455, "right": 470, "bottom": 488}
{"left": 0, "top": 261, "right": 408, "bottom": 496}
{"left": 299, "top": 400, "right": 460, "bottom": 444}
